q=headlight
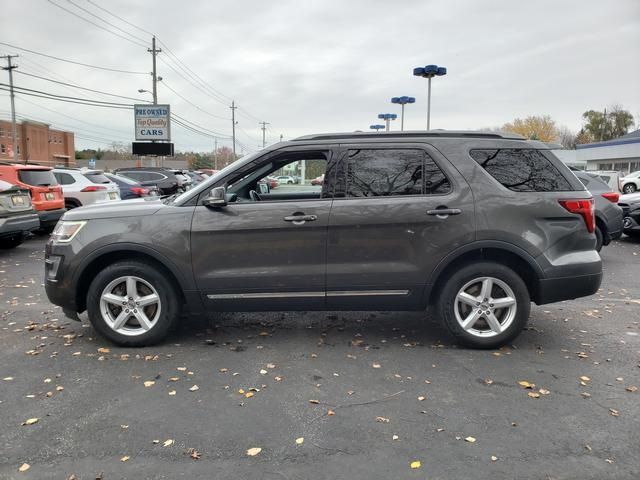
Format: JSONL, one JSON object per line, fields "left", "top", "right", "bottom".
{"left": 51, "top": 221, "right": 86, "bottom": 243}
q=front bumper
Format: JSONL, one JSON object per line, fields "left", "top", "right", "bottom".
{"left": 37, "top": 208, "right": 67, "bottom": 228}
{"left": 0, "top": 212, "right": 40, "bottom": 237}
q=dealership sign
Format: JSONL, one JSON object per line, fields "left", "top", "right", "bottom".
{"left": 134, "top": 104, "right": 171, "bottom": 141}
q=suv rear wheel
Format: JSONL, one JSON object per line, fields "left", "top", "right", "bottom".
{"left": 86, "top": 260, "right": 180, "bottom": 346}
{"left": 437, "top": 262, "right": 530, "bottom": 349}
{"left": 623, "top": 183, "right": 636, "bottom": 194}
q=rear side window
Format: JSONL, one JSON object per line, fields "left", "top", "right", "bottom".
{"left": 18, "top": 170, "right": 58, "bottom": 187}
{"left": 54, "top": 172, "right": 76, "bottom": 185}
{"left": 470, "top": 149, "right": 572, "bottom": 192}
{"left": 342, "top": 148, "right": 450, "bottom": 197}
{"left": 84, "top": 173, "right": 111, "bottom": 184}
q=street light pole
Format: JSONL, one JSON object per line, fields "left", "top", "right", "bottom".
{"left": 413, "top": 64, "right": 447, "bottom": 130}
{"left": 377, "top": 113, "right": 397, "bottom": 131}
{"left": 391, "top": 96, "right": 416, "bottom": 131}
{"left": 148, "top": 36, "right": 161, "bottom": 105}
{"left": 369, "top": 124, "right": 385, "bottom": 132}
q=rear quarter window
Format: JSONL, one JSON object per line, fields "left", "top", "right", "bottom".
{"left": 470, "top": 149, "right": 573, "bottom": 192}
{"left": 18, "top": 170, "right": 58, "bottom": 187}
{"left": 84, "top": 173, "right": 111, "bottom": 184}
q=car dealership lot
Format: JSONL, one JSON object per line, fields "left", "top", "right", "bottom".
{"left": 1, "top": 236, "right": 639, "bottom": 479}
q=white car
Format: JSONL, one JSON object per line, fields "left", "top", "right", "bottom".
{"left": 53, "top": 168, "right": 120, "bottom": 209}
{"left": 621, "top": 171, "right": 640, "bottom": 194}
{"left": 276, "top": 175, "right": 296, "bottom": 184}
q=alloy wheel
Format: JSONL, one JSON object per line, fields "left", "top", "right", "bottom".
{"left": 99, "top": 276, "right": 161, "bottom": 336}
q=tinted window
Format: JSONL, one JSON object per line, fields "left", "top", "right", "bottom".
{"left": 342, "top": 149, "right": 449, "bottom": 197}
{"left": 121, "top": 171, "right": 146, "bottom": 181}
{"left": 470, "top": 149, "right": 572, "bottom": 192}
{"left": 54, "top": 172, "right": 76, "bottom": 185}
{"left": 107, "top": 174, "right": 138, "bottom": 186}
{"left": 84, "top": 173, "right": 111, "bottom": 184}
{"left": 18, "top": 170, "right": 58, "bottom": 186}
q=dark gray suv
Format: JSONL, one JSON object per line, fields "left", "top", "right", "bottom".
{"left": 45, "top": 131, "right": 602, "bottom": 348}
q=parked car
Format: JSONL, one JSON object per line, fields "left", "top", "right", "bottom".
{"left": 266, "top": 176, "right": 279, "bottom": 189}
{"left": 167, "top": 169, "right": 192, "bottom": 191}
{"left": 276, "top": 175, "right": 296, "bottom": 184}
{"left": 53, "top": 168, "right": 120, "bottom": 209}
{"left": 0, "top": 163, "right": 65, "bottom": 232}
{"left": 0, "top": 179, "right": 39, "bottom": 249}
{"left": 620, "top": 171, "right": 640, "bottom": 194}
{"left": 618, "top": 192, "right": 640, "bottom": 238}
{"left": 113, "top": 168, "right": 179, "bottom": 195}
{"left": 104, "top": 173, "right": 158, "bottom": 199}
{"left": 573, "top": 171, "right": 623, "bottom": 251}
{"left": 185, "top": 171, "right": 207, "bottom": 185}
{"left": 45, "top": 130, "right": 601, "bottom": 348}
{"left": 586, "top": 170, "right": 623, "bottom": 192}
{"left": 310, "top": 174, "right": 324, "bottom": 186}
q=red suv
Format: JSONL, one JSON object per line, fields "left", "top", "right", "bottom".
{"left": 0, "top": 163, "right": 66, "bottom": 231}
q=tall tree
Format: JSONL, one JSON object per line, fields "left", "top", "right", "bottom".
{"left": 502, "top": 115, "right": 559, "bottom": 143}
{"left": 582, "top": 105, "right": 635, "bottom": 141}
{"left": 556, "top": 125, "right": 577, "bottom": 149}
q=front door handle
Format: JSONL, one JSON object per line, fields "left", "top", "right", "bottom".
{"left": 427, "top": 208, "right": 462, "bottom": 217}
{"left": 284, "top": 214, "right": 317, "bottom": 224}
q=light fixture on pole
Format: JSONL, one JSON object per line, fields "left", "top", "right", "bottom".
{"left": 377, "top": 113, "right": 397, "bottom": 131}
{"left": 391, "top": 96, "right": 416, "bottom": 131}
{"left": 413, "top": 64, "right": 447, "bottom": 130}
{"left": 370, "top": 124, "right": 385, "bottom": 132}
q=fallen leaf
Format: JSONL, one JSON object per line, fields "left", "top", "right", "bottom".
{"left": 295, "top": 437, "right": 304, "bottom": 445}
{"left": 418, "top": 396, "right": 426, "bottom": 401}
{"left": 518, "top": 381, "right": 534, "bottom": 389}
{"left": 143, "top": 381, "right": 155, "bottom": 388}
{"left": 163, "top": 439, "right": 174, "bottom": 447}
{"left": 168, "top": 377, "right": 179, "bottom": 382}
{"left": 189, "top": 385, "right": 199, "bottom": 392}
{"left": 436, "top": 428, "right": 445, "bottom": 432}
{"left": 168, "top": 390, "right": 176, "bottom": 396}
{"left": 605, "top": 459, "right": 614, "bottom": 464}
{"left": 246, "top": 447, "right": 262, "bottom": 456}
{"left": 120, "top": 456, "right": 130, "bottom": 462}
{"left": 309, "top": 399, "right": 319, "bottom": 404}
{"left": 22, "top": 418, "right": 38, "bottom": 426}
{"left": 187, "top": 448, "right": 201, "bottom": 460}
{"left": 484, "top": 378, "right": 493, "bottom": 385}
{"left": 410, "top": 461, "right": 421, "bottom": 469}
{"left": 372, "top": 363, "right": 381, "bottom": 369}
{"left": 18, "top": 463, "right": 30, "bottom": 472}
{"left": 97, "top": 348, "right": 110, "bottom": 354}
{"left": 465, "top": 436, "right": 476, "bottom": 443}
{"left": 3, "top": 377, "right": 14, "bottom": 381}
{"left": 177, "top": 367, "right": 187, "bottom": 371}
{"left": 376, "top": 416, "right": 390, "bottom": 423}
{"left": 327, "top": 410, "right": 335, "bottom": 416}
{"left": 626, "top": 386, "right": 638, "bottom": 393}
{"left": 580, "top": 376, "right": 591, "bottom": 382}
{"left": 581, "top": 392, "right": 591, "bottom": 398}
{"left": 538, "top": 388, "right": 551, "bottom": 395}
{"left": 56, "top": 386, "right": 64, "bottom": 392}
{"left": 528, "top": 392, "right": 541, "bottom": 399}
{"left": 609, "top": 408, "right": 619, "bottom": 417}
{"left": 392, "top": 434, "right": 399, "bottom": 440}
{"left": 245, "top": 392, "right": 254, "bottom": 398}
{"left": 274, "top": 376, "right": 283, "bottom": 382}
{"left": 491, "top": 455, "right": 498, "bottom": 462}
{"left": 259, "top": 369, "right": 268, "bottom": 375}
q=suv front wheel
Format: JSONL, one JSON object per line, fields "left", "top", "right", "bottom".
{"left": 86, "top": 260, "right": 180, "bottom": 346}
{"left": 437, "top": 262, "right": 530, "bottom": 349}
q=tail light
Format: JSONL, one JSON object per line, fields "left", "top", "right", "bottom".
{"left": 601, "top": 192, "right": 619, "bottom": 203}
{"left": 130, "top": 187, "right": 149, "bottom": 196}
{"left": 559, "top": 198, "right": 595, "bottom": 233}
{"left": 80, "top": 186, "right": 107, "bottom": 192}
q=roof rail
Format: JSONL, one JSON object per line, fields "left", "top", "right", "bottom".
{"left": 0, "top": 161, "right": 44, "bottom": 166}
{"left": 291, "top": 130, "right": 526, "bottom": 141}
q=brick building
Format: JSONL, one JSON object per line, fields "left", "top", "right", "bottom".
{"left": 0, "top": 119, "right": 75, "bottom": 166}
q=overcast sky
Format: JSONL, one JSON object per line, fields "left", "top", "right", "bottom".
{"left": 2, "top": 0, "right": 639, "bottom": 153}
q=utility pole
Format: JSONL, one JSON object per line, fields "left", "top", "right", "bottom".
{"left": 147, "top": 36, "right": 161, "bottom": 105}
{"left": 259, "top": 121, "right": 270, "bottom": 148}
{"left": 230, "top": 101, "right": 237, "bottom": 159}
{"left": 279, "top": 134, "right": 283, "bottom": 142}
{"left": 1, "top": 55, "right": 19, "bottom": 163}
{"left": 213, "top": 138, "right": 218, "bottom": 169}
{"left": 600, "top": 107, "right": 607, "bottom": 142}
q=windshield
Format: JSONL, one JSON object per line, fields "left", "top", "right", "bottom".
{"left": 169, "top": 150, "right": 264, "bottom": 205}
{"left": 18, "top": 169, "right": 58, "bottom": 187}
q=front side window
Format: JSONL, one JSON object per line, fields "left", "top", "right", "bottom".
{"left": 470, "top": 149, "right": 572, "bottom": 192}
{"left": 340, "top": 148, "right": 450, "bottom": 197}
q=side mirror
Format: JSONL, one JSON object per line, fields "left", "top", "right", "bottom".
{"left": 203, "top": 186, "right": 227, "bottom": 208}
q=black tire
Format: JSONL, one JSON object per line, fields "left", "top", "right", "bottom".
{"left": 622, "top": 183, "right": 636, "bottom": 194}
{"left": 595, "top": 225, "right": 604, "bottom": 252}
{"left": 34, "top": 226, "right": 55, "bottom": 236}
{"left": 65, "top": 200, "right": 80, "bottom": 210}
{"left": 0, "top": 235, "right": 24, "bottom": 249}
{"left": 86, "top": 260, "right": 181, "bottom": 347}
{"left": 436, "top": 262, "right": 530, "bottom": 349}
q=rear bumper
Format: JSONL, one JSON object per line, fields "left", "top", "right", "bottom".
{"left": 0, "top": 213, "right": 40, "bottom": 237}
{"left": 37, "top": 208, "right": 66, "bottom": 228}
{"left": 536, "top": 271, "right": 602, "bottom": 305}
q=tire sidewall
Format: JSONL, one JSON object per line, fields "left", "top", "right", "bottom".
{"left": 437, "top": 262, "right": 530, "bottom": 349}
{"left": 86, "top": 261, "right": 179, "bottom": 346}
{"left": 595, "top": 226, "right": 603, "bottom": 252}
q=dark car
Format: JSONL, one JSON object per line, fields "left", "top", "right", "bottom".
{"left": 113, "top": 168, "right": 179, "bottom": 195}
{"left": 618, "top": 192, "right": 640, "bottom": 238}
{"left": 104, "top": 173, "right": 158, "bottom": 199}
{"left": 45, "top": 130, "right": 601, "bottom": 349}
{"left": 573, "top": 171, "right": 623, "bottom": 251}
{"left": 0, "top": 179, "right": 40, "bottom": 248}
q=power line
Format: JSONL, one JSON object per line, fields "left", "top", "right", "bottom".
{"left": 161, "top": 80, "right": 229, "bottom": 121}
{"left": 171, "top": 113, "right": 230, "bottom": 138}
{"left": 46, "top": 0, "right": 148, "bottom": 48}
{"left": 15, "top": 70, "right": 146, "bottom": 102}
{"left": 86, "top": 0, "right": 155, "bottom": 37}
{"left": 65, "top": 0, "right": 149, "bottom": 45}
{"left": 157, "top": 56, "right": 228, "bottom": 108}
{"left": 0, "top": 83, "right": 134, "bottom": 107}
{"left": 0, "top": 41, "right": 147, "bottom": 74}
{"left": 0, "top": 86, "right": 133, "bottom": 110}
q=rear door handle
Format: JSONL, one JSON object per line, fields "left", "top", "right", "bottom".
{"left": 284, "top": 214, "right": 317, "bottom": 223}
{"left": 427, "top": 208, "right": 462, "bottom": 216}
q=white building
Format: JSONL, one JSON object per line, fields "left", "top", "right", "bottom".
{"left": 576, "top": 129, "right": 640, "bottom": 174}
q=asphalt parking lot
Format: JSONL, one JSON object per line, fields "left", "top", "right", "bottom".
{"left": 1, "top": 236, "right": 639, "bottom": 480}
